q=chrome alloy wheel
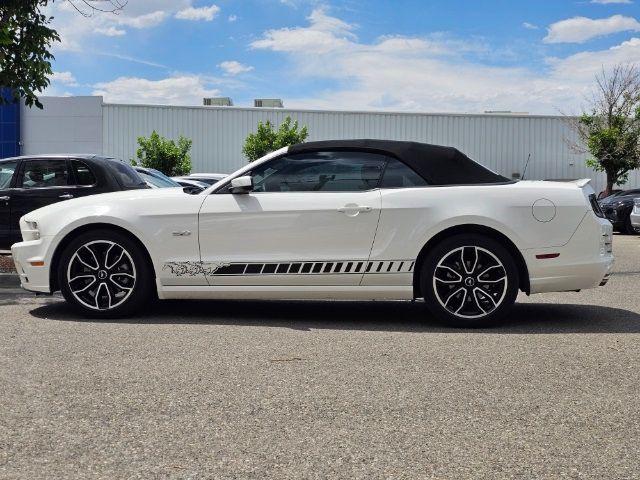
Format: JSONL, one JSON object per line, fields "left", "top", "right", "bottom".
{"left": 66, "top": 240, "right": 137, "bottom": 311}
{"left": 432, "top": 245, "right": 508, "bottom": 319}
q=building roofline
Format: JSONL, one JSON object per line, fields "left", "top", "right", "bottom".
{"left": 101, "top": 101, "right": 573, "bottom": 120}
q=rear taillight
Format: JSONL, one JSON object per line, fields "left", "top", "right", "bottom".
{"left": 589, "top": 194, "right": 605, "bottom": 218}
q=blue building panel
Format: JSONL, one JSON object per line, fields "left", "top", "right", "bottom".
{"left": 0, "top": 88, "right": 20, "bottom": 159}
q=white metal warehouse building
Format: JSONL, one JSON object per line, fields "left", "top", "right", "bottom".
{"left": 15, "top": 95, "right": 638, "bottom": 193}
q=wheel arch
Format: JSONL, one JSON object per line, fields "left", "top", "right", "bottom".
{"left": 49, "top": 222, "right": 156, "bottom": 293}
{"left": 412, "top": 224, "right": 530, "bottom": 298}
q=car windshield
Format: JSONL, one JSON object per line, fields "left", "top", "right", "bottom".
{"left": 138, "top": 171, "right": 180, "bottom": 188}
{"left": 189, "top": 176, "right": 225, "bottom": 185}
{"left": 600, "top": 191, "right": 624, "bottom": 201}
{"left": 138, "top": 168, "right": 180, "bottom": 188}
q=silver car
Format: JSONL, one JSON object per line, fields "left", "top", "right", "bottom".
{"left": 630, "top": 198, "right": 640, "bottom": 233}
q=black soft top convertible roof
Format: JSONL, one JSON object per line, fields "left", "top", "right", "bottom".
{"left": 288, "top": 139, "right": 509, "bottom": 185}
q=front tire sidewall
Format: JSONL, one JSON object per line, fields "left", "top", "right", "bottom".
{"left": 421, "top": 234, "right": 519, "bottom": 328}
{"left": 58, "top": 229, "right": 153, "bottom": 318}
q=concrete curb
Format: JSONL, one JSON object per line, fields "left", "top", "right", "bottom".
{"left": 0, "top": 273, "right": 20, "bottom": 288}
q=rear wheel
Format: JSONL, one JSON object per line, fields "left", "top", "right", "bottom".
{"left": 420, "top": 234, "right": 519, "bottom": 327}
{"left": 58, "top": 229, "right": 153, "bottom": 317}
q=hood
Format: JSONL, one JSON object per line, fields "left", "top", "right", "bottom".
{"left": 22, "top": 187, "right": 192, "bottom": 224}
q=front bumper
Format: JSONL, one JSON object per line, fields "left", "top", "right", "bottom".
{"left": 11, "top": 237, "right": 54, "bottom": 293}
{"left": 630, "top": 211, "right": 640, "bottom": 233}
{"left": 601, "top": 204, "right": 627, "bottom": 230}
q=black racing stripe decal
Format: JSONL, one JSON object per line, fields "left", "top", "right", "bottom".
{"left": 164, "top": 260, "right": 416, "bottom": 276}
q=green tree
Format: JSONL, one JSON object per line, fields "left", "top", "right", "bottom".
{"left": 0, "top": 1, "right": 59, "bottom": 108}
{"left": 0, "top": 0, "right": 124, "bottom": 108}
{"left": 242, "top": 116, "right": 309, "bottom": 162}
{"left": 132, "top": 131, "right": 193, "bottom": 176}
{"left": 577, "top": 64, "right": 640, "bottom": 194}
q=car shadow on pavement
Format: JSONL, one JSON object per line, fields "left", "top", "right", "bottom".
{"left": 29, "top": 298, "right": 640, "bottom": 334}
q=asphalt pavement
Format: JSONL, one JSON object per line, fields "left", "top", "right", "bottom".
{"left": 1, "top": 235, "right": 639, "bottom": 479}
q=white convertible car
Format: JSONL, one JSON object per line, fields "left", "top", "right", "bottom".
{"left": 11, "top": 140, "right": 614, "bottom": 327}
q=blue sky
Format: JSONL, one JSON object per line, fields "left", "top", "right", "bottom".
{"left": 45, "top": 0, "right": 640, "bottom": 114}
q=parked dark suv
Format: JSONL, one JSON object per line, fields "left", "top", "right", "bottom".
{"left": 0, "top": 155, "right": 147, "bottom": 249}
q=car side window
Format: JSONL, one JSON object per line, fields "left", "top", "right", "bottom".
{"left": 250, "top": 151, "right": 387, "bottom": 192}
{"left": 71, "top": 160, "right": 97, "bottom": 186}
{"left": 0, "top": 160, "right": 18, "bottom": 189}
{"left": 20, "top": 159, "right": 71, "bottom": 188}
{"left": 380, "top": 157, "right": 428, "bottom": 188}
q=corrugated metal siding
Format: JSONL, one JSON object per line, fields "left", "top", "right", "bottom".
{"left": 102, "top": 103, "right": 639, "bottom": 192}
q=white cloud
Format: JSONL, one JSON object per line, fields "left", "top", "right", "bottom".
{"left": 250, "top": 9, "right": 640, "bottom": 114}
{"left": 51, "top": 71, "right": 79, "bottom": 87}
{"left": 92, "top": 75, "right": 221, "bottom": 105}
{"left": 175, "top": 5, "right": 221, "bottom": 21}
{"left": 95, "top": 26, "right": 126, "bottom": 37}
{"left": 591, "top": 0, "right": 632, "bottom": 4}
{"left": 279, "top": 0, "right": 321, "bottom": 7}
{"left": 218, "top": 61, "right": 254, "bottom": 75}
{"left": 251, "top": 8, "right": 356, "bottom": 54}
{"left": 49, "top": 0, "right": 191, "bottom": 50}
{"left": 118, "top": 11, "right": 167, "bottom": 28}
{"left": 523, "top": 22, "right": 539, "bottom": 30}
{"left": 228, "top": 15, "right": 237, "bottom": 22}
{"left": 544, "top": 15, "right": 640, "bottom": 43}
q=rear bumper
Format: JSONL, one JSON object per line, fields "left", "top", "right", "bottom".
{"left": 525, "top": 214, "right": 614, "bottom": 294}
{"left": 11, "top": 237, "right": 53, "bottom": 293}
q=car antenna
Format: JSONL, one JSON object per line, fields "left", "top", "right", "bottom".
{"left": 521, "top": 153, "right": 531, "bottom": 180}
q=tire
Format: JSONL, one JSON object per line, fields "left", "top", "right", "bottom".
{"left": 623, "top": 212, "right": 635, "bottom": 235}
{"left": 420, "top": 234, "right": 519, "bottom": 328}
{"left": 58, "top": 229, "right": 154, "bottom": 318}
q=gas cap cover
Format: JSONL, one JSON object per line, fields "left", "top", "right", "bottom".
{"left": 532, "top": 198, "right": 556, "bottom": 222}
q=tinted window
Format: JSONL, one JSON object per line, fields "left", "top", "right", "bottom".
{"left": 110, "top": 161, "right": 145, "bottom": 188}
{"left": 71, "top": 160, "right": 97, "bottom": 186}
{"left": 0, "top": 160, "right": 18, "bottom": 189}
{"left": 251, "top": 151, "right": 387, "bottom": 192}
{"left": 380, "top": 157, "right": 428, "bottom": 188}
{"left": 20, "top": 159, "right": 71, "bottom": 188}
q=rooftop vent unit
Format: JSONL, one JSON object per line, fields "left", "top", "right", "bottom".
{"left": 204, "top": 97, "right": 233, "bottom": 106}
{"left": 254, "top": 98, "right": 284, "bottom": 108}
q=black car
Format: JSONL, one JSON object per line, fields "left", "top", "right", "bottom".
{"left": 0, "top": 155, "right": 147, "bottom": 248}
{"left": 598, "top": 188, "right": 640, "bottom": 234}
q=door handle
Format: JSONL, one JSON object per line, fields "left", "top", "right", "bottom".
{"left": 0, "top": 196, "right": 9, "bottom": 202}
{"left": 337, "top": 205, "right": 372, "bottom": 216}
{"left": 337, "top": 205, "right": 372, "bottom": 213}
{"left": 59, "top": 194, "right": 74, "bottom": 199}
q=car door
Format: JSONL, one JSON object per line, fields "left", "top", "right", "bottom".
{"left": 198, "top": 150, "right": 386, "bottom": 286}
{"left": 9, "top": 158, "right": 76, "bottom": 244}
{"left": 68, "top": 158, "right": 112, "bottom": 198}
{"left": 0, "top": 159, "right": 19, "bottom": 248}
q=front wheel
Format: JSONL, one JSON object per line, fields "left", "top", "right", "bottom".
{"left": 58, "top": 229, "right": 154, "bottom": 317}
{"left": 623, "top": 212, "right": 635, "bottom": 235}
{"left": 420, "top": 234, "right": 519, "bottom": 328}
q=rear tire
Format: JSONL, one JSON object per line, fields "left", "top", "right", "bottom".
{"left": 420, "top": 234, "right": 519, "bottom": 328}
{"left": 58, "top": 229, "right": 154, "bottom": 318}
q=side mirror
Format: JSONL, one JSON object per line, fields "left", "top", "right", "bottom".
{"left": 230, "top": 175, "right": 253, "bottom": 194}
